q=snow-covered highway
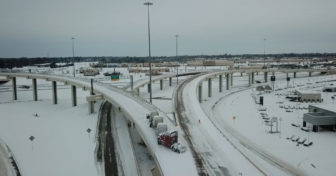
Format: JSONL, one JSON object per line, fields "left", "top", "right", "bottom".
{"left": 174, "top": 70, "right": 327, "bottom": 175}
{"left": 1, "top": 68, "right": 334, "bottom": 176}
{"left": 0, "top": 72, "right": 198, "bottom": 176}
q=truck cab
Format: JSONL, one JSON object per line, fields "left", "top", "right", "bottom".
{"left": 157, "top": 131, "right": 178, "bottom": 147}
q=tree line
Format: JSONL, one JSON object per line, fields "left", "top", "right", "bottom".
{"left": 0, "top": 53, "right": 335, "bottom": 68}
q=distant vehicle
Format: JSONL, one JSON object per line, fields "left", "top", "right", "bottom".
{"left": 82, "top": 68, "right": 99, "bottom": 76}
{"left": 19, "top": 85, "right": 30, "bottom": 89}
{"left": 0, "top": 79, "right": 9, "bottom": 85}
{"left": 170, "top": 143, "right": 186, "bottom": 153}
{"left": 103, "top": 72, "right": 112, "bottom": 76}
{"left": 157, "top": 131, "right": 186, "bottom": 153}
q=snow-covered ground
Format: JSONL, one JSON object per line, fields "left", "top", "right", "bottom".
{"left": 201, "top": 72, "right": 336, "bottom": 175}
{"left": 0, "top": 77, "right": 99, "bottom": 176}
{"left": 4, "top": 63, "right": 333, "bottom": 176}
{"left": 0, "top": 65, "right": 202, "bottom": 176}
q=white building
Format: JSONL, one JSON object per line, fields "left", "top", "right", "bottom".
{"left": 296, "top": 90, "right": 322, "bottom": 102}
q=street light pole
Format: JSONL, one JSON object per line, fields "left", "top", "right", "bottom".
{"left": 71, "top": 37, "right": 75, "bottom": 77}
{"left": 263, "top": 38, "right": 266, "bottom": 67}
{"left": 175, "top": 34, "right": 179, "bottom": 84}
{"left": 144, "top": 1, "right": 153, "bottom": 104}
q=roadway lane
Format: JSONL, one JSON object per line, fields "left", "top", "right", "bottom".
{"left": 175, "top": 73, "right": 267, "bottom": 175}
{"left": 111, "top": 105, "right": 139, "bottom": 176}
{"left": 0, "top": 140, "right": 19, "bottom": 176}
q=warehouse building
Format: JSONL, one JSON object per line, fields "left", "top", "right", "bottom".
{"left": 303, "top": 105, "right": 336, "bottom": 132}
{"left": 296, "top": 90, "right": 322, "bottom": 102}
{"left": 187, "top": 60, "right": 234, "bottom": 67}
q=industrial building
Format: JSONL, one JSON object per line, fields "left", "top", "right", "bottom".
{"left": 303, "top": 105, "right": 336, "bottom": 132}
{"left": 187, "top": 60, "right": 234, "bottom": 67}
{"left": 296, "top": 90, "right": 322, "bottom": 102}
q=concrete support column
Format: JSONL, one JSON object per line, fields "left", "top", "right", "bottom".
{"left": 169, "top": 77, "right": 172, "bottom": 86}
{"left": 32, "top": 78, "right": 38, "bottom": 101}
{"left": 294, "top": 72, "right": 297, "bottom": 78}
{"left": 71, "top": 85, "right": 77, "bottom": 107}
{"left": 130, "top": 75, "right": 134, "bottom": 90}
{"left": 248, "top": 73, "right": 251, "bottom": 86}
{"left": 251, "top": 72, "right": 255, "bottom": 84}
{"left": 208, "top": 78, "right": 212, "bottom": 97}
{"left": 89, "top": 102, "right": 94, "bottom": 114}
{"left": 313, "top": 125, "right": 318, "bottom": 132}
{"left": 12, "top": 77, "right": 17, "bottom": 100}
{"left": 264, "top": 72, "right": 268, "bottom": 83}
{"left": 309, "top": 72, "right": 312, "bottom": 77}
{"left": 52, "top": 81, "right": 57, "bottom": 104}
{"left": 286, "top": 73, "right": 289, "bottom": 78}
{"left": 230, "top": 73, "right": 233, "bottom": 86}
{"left": 160, "top": 79, "right": 163, "bottom": 90}
{"left": 219, "top": 75, "right": 223, "bottom": 92}
{"left": 147, "top": 84, "right": 150, "bottom": 93}
{"left": 90, "top": 79, "right": 94, "bottom": 96}
{"left": 198, "top": 84, "right": 202, "bottom": 103}
{"left": 226, "top": 74, "right": 230, "bottom": 90}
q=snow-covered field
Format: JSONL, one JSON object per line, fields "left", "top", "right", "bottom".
{"left": 201, "top": 72, "right": 336, "bottom": 175}
{"left": 3, "top": 63, "right": 334, "bottom": 176}
{"left": 0, "top": 64, "right": 203, "bottom": 176}
{"left": 0, "top": 77, "right": 99, "bottom": 176}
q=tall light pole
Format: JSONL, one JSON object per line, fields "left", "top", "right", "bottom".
{"left": 263, "top": 38, "right": 266, "bottom": 67}
{"left": 71, "top": 37, "right": 75, "bottom": 77}
{"left": 175, "top": 34, "right": 179, "bottom": 84}
{"left": 144, "top": 1, "right": 153, "bottom": 104}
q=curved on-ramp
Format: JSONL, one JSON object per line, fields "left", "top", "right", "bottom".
{"left": 177, "top": 70, "right": 318, "bottom": 175}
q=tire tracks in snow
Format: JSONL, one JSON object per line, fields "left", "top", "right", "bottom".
{"left": 209, "top": 86, "right": 306, "bottom": 176}
{"left": 174, "top": 74, "right": 208, "bottom": 176}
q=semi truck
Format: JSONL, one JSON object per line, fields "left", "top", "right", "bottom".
{"left": 157, "top": 131, "right": 186, "bottom": 153}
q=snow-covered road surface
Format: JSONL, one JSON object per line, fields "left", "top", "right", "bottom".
{"left": 176, "top": 71, "right": 326, "bottom": 175}
{"left": 175, "top": 74, "right": 265, "bottom": 175}
{"left": 111, "top": 105, "right": 140, "bottom": 176}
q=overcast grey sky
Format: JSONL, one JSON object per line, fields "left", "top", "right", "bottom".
{"left": 0, "top": 0, "right": 335, "bottom": 57}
